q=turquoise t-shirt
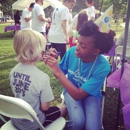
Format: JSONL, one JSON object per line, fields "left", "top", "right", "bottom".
{"left": 59, "top": 46, "right": 110, "bottom": 100}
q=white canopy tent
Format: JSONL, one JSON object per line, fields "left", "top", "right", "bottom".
{"left": 12, "top": 0, "right": 62, "bottom": 10}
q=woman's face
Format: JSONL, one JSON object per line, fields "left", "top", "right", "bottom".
{"left": 75, "top": 35, "right": 99, "bottom": 62}
{"left": 66, "top": 2, "right": 75, "bottom": 10}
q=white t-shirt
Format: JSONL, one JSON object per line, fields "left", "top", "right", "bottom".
{"left": 21, "top": 8, "right": 32, "bottom": 30}
{"left": 32, "top": 3, "right": 46, "bottom": 32}
{"left": 71, "top": 14, "right": 78, "bottom": 29}
{"left": 48, "top": 4, "right": 69, "bottom": 43}
{"left": 86, "top": 6, "right": 95, "bottom": 20}
{"left": 10, "top": 63, "right": 54, "bottom": 130}
{"left": 68, "top": 12, "right": 72, "bottom": 30}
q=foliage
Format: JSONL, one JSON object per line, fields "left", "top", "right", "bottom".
{"left": 0, "top": 0, "right": 128, "bottom": 19}
{"left": 102, "top": 0, "right": 127, "bottom": 16}
{"left": 0, "top": 0, "right": 16, "bottom": 17}
{"left": 73, "top": 0, "right": 127, "bottom": 17}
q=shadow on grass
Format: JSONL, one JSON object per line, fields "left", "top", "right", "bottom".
{"left": 0, "top": 55, "right": 15, "bottom": 61}
{"left": 0, "top": 32, "right": 14, "bottom": 39}
{"left": 0, "top": 59, "right": 17, "bottom": 71}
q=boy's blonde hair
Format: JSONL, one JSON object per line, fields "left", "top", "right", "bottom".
{"left": 13, "top": 30, "right": 46, "bottom": 63}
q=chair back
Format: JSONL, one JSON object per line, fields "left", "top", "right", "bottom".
{"left": 0, "top": 94, "right": 45, "bottom": 130}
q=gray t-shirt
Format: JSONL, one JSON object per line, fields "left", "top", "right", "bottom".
{"left": 9, "top": 63, "right": 54, "bottom": 130}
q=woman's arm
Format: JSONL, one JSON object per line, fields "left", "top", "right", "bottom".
{"left": 61, "top": 20, "right": 69, "bottom": 43}
{"left": 38, "top": 15, "right": 50, "bottom": 22}
{"left": 43, "top": 55, "right": 88, "bottom": 100}
{"left": 24, "top": 17, "right": 32, "bottom": 22}
{"left": 55, "top": 69, "right": 89, "bottom": 100}
{"left": 90, "top": 6, "right": 95, "bottom": 21}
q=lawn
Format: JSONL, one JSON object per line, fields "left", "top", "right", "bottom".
{"left": 0, "top": 21, "right": 125, "bottom": 130}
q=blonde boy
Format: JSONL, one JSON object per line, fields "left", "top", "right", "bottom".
{"left": 9, "top": 30, "right": 67, "bottom": 130}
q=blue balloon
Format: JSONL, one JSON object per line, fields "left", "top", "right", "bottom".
{"left": 104, "top": 17, "right": 109, "bottom": 23}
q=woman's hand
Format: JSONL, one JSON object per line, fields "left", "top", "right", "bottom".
{"left": 48, "top": 48, "right": 59, "bottom": 59}
{"left": 43, "top": 55, "right": 62, "bottom": 77}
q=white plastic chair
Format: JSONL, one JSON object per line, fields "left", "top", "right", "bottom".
{"left": 60, "top": 78, "right": 107, "bottom": 130}
{"left": 115, "top": 46, "right": 130, "bottom": 69}
{"left": 0, "top": 94, "right": 66, "bottom": 130}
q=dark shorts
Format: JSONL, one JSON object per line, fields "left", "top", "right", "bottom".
{"left": 37, "top": 106, "right": 61, "bottom": 130}
{"left": 43, "top": 106, "right": 61, "bottom": 126}
{"left": 51, "top": 43, "right": 66, "bottom": 60}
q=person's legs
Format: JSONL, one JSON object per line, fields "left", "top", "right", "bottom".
{"left": 64, "top": 92, "right": 85, "bottom": 130}
{"left": 57, "top": 44, "right": 66, "bottom": 60}
{"left": 83, "top": 96, "right": 101, "bottom": 130}
{"left": 43, "top": 106, "right": 61, "bottom": 126}
{"left": 51, "top": 43, "right": 66, "bottom": 60}
{"left": 57, "top": 104, "right": 68, "bottom": 117}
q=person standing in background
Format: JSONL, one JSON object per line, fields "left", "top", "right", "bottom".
{"left": 14, "top": 10, "right": 21, "bottom": 25}
{"left": 20, "top": 3, "right": 35, "bottom": 30}
{"left": 85, "top": 0, "right": 95, "bottom": 21}
{"left": 71, "top": 9, "right": 87, "bottom": 30}
{"left": 32, "top": 0, "right": 51, "bottom": 36}
{"left": 48, "top": 0, "right": 76, "bottom": 60}
{"left": 72, "top": 12, "right": 88, "bottom": 46}
{"left": 116, "top": 29, "right": 130, "bottom": 47}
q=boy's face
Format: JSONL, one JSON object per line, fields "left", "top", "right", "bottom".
{"left": 37, "top": 50, "right": 45, "bottom": 61}
{"left": 75, "top": 35, "right": 99, "bottom": 61}
{"left": 85, "top": 1, "right": 89, "bottom": 7}
{"left": 66, "top": 2, "right": 75, "bottom": 10}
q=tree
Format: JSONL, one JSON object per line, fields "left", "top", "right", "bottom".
{"left": 102, "top": 0, "right": 127, "bottom": 16}
{"left": 0, "top": 0, "right": 127, "bottom": 18}
{"left": 72, "top": 0, "right": 127, "bottom": 17}
{"left": 0, "top": 0, "right": 16, "bottom": 16}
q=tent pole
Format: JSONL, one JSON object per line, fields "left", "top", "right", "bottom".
{"left": 115, "top": 0, "right": 130, "bottom": 129}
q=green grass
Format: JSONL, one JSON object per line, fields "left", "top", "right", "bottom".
{"left": 0, "top": 22, "right": 125, "bottom": 130}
